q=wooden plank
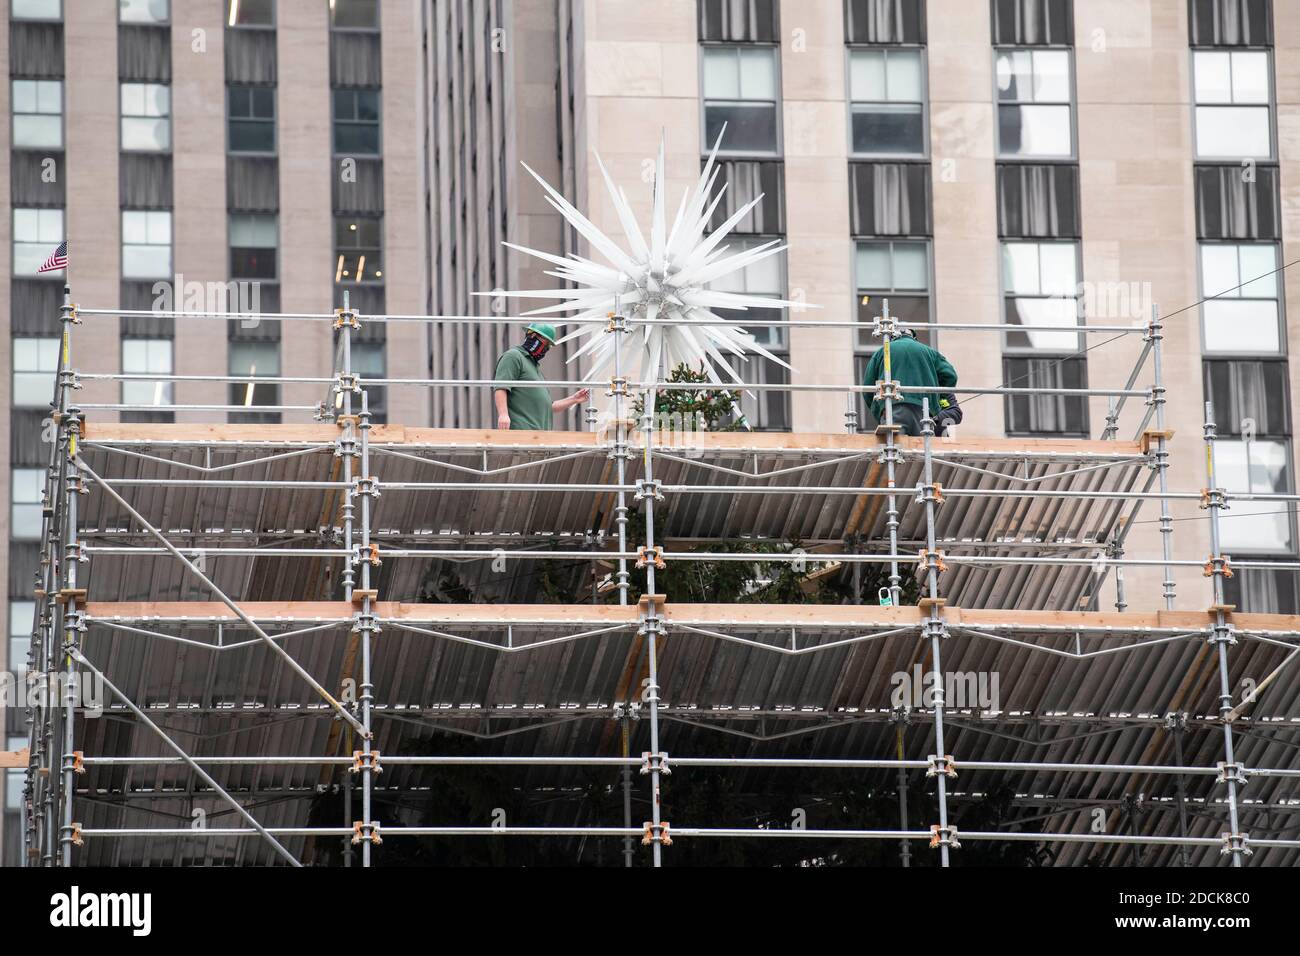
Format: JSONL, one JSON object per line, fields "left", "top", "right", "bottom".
{"left": 81, "top": 601, "right": 1300, "bottom": 633}
{"left": 83, "top": 422, "right": 1143, "bottom": 459}
{"left": 0, "top": 748, "right": 29, "bottom": 769}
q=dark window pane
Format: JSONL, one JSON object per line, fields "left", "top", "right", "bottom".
{"left": 1194, "top": 163, "right": 1281, "bottom": 240}
{"left": 251, "top": 87, "right": 274, "bottom": 117}
{"left": 228, "top": 86, "right": 249, "bottom": 115}
{"left": 1224, "top": 566, "right": 1299, "bottom": 613}
{"left": 1003, "top": 356, "right": 1088, "bottom": 436}
{"left": 226, "top": 0, "right": 272, "bottom": 27}
{"left": 997, "top": 163, "right": 1080, "bottom": 238}
{"left": 334, "top": 122, "right": 379, "bottom": 154}
{"left": 856, "top": 296, "right": 930, "bottom": 349}
{"left": 706, "top": 104, "right": 778, "bottom": 154}
{"left": 991, "top": 0, "right": 1074, "bottom": 45}
{"left": 355, "top": 90, "right": 379, "bottom": 121}
{"left": 1203, "top": 359, "right": 1290, "bottom": 437}
{"left": 706, "top": 160, "right": 786, "bottom": 234}
{"left": 845, "top": 0, "right": 927, "bottom": 43}
{"left": 231, "top": 247, "right": 276, "bottom": 279}
{"left": 1188, "top": 0, "right": 1272, "bottom": 46}
{"left": 331, "top": 0, "right": 379, "bottom": 29}
{"left": 699, "top": 0, "right": 779, "bottom": 41}
{"left": 852, "top": 104, "right": 924, "bottom": 155}
{"left": 230, "top": 119, "right": 274, "bottom": 152}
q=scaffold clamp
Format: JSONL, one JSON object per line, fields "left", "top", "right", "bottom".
{"left": 635, "top": 478, "right": 664, "bottom": 502}
{"left": 642, "top": 821, "right": 672, "bottom": 846}
{"left": 915, "top": 482, "right": 945, "bottom": 506}
{"left": 929, "top": 824, "right": 960, "bottom": 849}
{"left": 917, "top": 549, "right": 948, "bottom": 574}
{"left": 351, "top": 820, "right": 382, "bottom": 845}
{"left": 874, "top": 379, "right": 901, "bottom": 402}
{"left": 640, "top": 751, "right": 671, "bottom": 776}
{"left": 607, "top": 377, "right": 630, "bottom": 397}
{"left": 333, "top": 308, "right": 360, "bottom": 330}
{"left": 1219, "top": 832, "right": 1252, "bottom": 857}
{"left": 351, "top": 750, "right": 382, "bottom": 775}
{"left": 1199, "top": 487, "right": 1228, "bottom": 511}
{"left": 1202, "top": 556, "right": 1233, "bottom": 579}
{"left": 353, "top": 475, "right": 381, "bottom": 499}
{"left": 1216, "top": 762, "right": 1248, "bottom": 787}
{"left": 71, "top": 750, "right": 84, "bottom": 775}
{"left": 636, "top": 546, "right": 666, "bottom": 570}
{"left": 70, "top": 822, "right": 83, "bottom": 846}
{"left": 926, "top": 754, "right": 957, "bottom": 779}
{"left": 354, "top": 542, "right": 382, "bottom": 566}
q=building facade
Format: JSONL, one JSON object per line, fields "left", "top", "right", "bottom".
{"left": 1, "top": 0, "right": 1296, "bottom": 863}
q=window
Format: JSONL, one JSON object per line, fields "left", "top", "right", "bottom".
{"left": 1188, "top": 0, "right": 1272, "bottom": 46}
{"left": 1214, "top": 439, "right": 1294, "bottom": 553}
{"left": 353, "top": 341, "right": 386, "bottom": 423}
{"left": 1002, "top": 356, "right": 1088, "bottom": 436}
{"left": 995, "top": 49, "right": 1072, "bottom": 158}
{"left": 9, "top": 602, "right": 34, "bottom": 675}
{"left": 5, "top": 735, "right": 25, "bottom": 813}
{"left": 122, "top": 339, "right": 174, "bottom": 408}
{"left": 702, "top": 46, "right": 780, "bottom": 155}
{"left": 1194, "top": 163, "right": 1280, "bottom": 240}
{"left": 335, "top": 217, "right": 383, "bottom": 283}
{"left": 122, "top": 210, "right": 172, "bottom": 278}
{"left": 854, "top": 239, "right": 931, "bottom": 350}
{"left": 991, "top": 0, "right": 1073, "bottom": 45}
{"left": 13, "top": 208, "right": 64, "bottom": 278}
{"left": 1204, "top": 359, "right": 1289, "bottom": 438}
{"left": 228, "top": 86, "right": 275, "bottom": 153}
{"left": 119, "top": 0, "right": 169, "bottom": 23}
{"left": 226, "top": 0, "right": 273, "bottom": 27}
{"left": 1224, "top": 566, "right": 1300, "bottom": 614}
{"left": 332, "top": 89, "right": 381, "bottom": 155}
{"left": 120, "top": 82, "right": 171, "bottom": 152}
{"left": 10, "top": 468, "right": 44, "bottom": 541}
{"left": 699, "top": 0, "right": 779, "bottom": 41}
{"left": 12, "top": 80, "right": 62, "bottom": 149}
{"left": 330, "top": 0, "right": 379, "bottom": 29}
{"left": 997, "top": 163, "right": 1080, "bottom": 238}
{"left": 11, "top": 0, "right": 60, "bottom": 20}
{"left": 706, "top": 238, "right": 787, "bottom": 348}
{"left": 229, "top": 340, "right": 281, "bottom": 419}
{"left": 1199, "top": 242, "right": 1280, "bottom": 353}
{"left": 13, "top": 338, "right": 59, "bottom": 409}
{"left": 846, "top": 0, "right": 926, "bottom": 44}
{"left": 1002, "top": 240, "right": 1080, "bottom": 351}
{"left": 848, "top": 49, "right": 925, "bottom": 156}
{"left": 230, "top": 213, "right": 278, "bottom": 279}
{"left": 1192, "top": 50, "right": 1272, "bottom": 159}
{"left": 849, "top": 162, "right": 931, "bottom": 236}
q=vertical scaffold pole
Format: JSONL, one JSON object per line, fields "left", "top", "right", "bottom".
{"left": 337, "top": 291, "right": 358, "bottom": 863}
{"left": 878, "top": 299, "right": 902, "bottom": 606}
{"left": 639, "top": 372, "right": 667, "bottom": 865}
{"left": 1150, "top": 305, "right": 1176, "bottom": 609}
{"left": 358, "top": 390, "right": 377, "bottom": 866}
{"left": 1202, "top": 402, "right": 1246, "bottom": 867}
{"left": 609, "top": 309, "right": 635, "bottom": 867}
{"left": 921, "top": 399, "right": 954, "bottom": 866}
{"left": 56, "top": 286, "right": 83, "bottom": 867}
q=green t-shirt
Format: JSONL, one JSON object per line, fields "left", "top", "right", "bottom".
{"left": 495, "top": 346, "right": 553, "bottom": 431}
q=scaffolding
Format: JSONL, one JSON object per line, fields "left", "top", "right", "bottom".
{"left": 12, "top": 287, "right": 1300, "bottom": 867}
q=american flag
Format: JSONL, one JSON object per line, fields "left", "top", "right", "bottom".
{"left": 37, "top": 241, "right": 67, "bottom": 273}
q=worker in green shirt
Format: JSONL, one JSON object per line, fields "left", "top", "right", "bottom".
{"left": 862, "top": 328, "right": 962, "bottom": 436}
{"left": 494, "top": 323, "right": 590, "bottom": 430}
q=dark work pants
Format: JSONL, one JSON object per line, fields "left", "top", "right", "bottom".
{"left": 890, "top": 403, "right": 948, "bottom": 438}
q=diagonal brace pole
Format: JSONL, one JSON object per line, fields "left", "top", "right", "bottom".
{"left": 76, "top": 460, "right": 367, "bottom": 738}
{"left": 69, "top": 647, "right": 302, "bottom": 867}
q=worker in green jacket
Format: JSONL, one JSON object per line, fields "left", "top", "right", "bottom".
{"left": 862, "top": 328, "right": 961, "bottom": 436}
{"left": 494, "top": 323, "right": 590, "bottom": 430}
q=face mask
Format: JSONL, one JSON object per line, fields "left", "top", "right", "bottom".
{"left": 523, "top": 334, "right": 549, "bottom": 360}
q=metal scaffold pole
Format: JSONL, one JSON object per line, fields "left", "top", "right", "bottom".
{"left": 1202, "top": 402, "right": 1247, "bottom": 867}
{"left": 878, "top": 300, "right": 903, "bottom": 606}
{"left": 55, "top": 286, "right": 83, "bottom": 867}
{"left": 1150, "top": 304, "right": 1176, "bottom": 609}
{"left": 921, "top": 399, "right": 955, "bottom": 866}
{"left": 639, "top": 372, "right": 668, "bottom": 866}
